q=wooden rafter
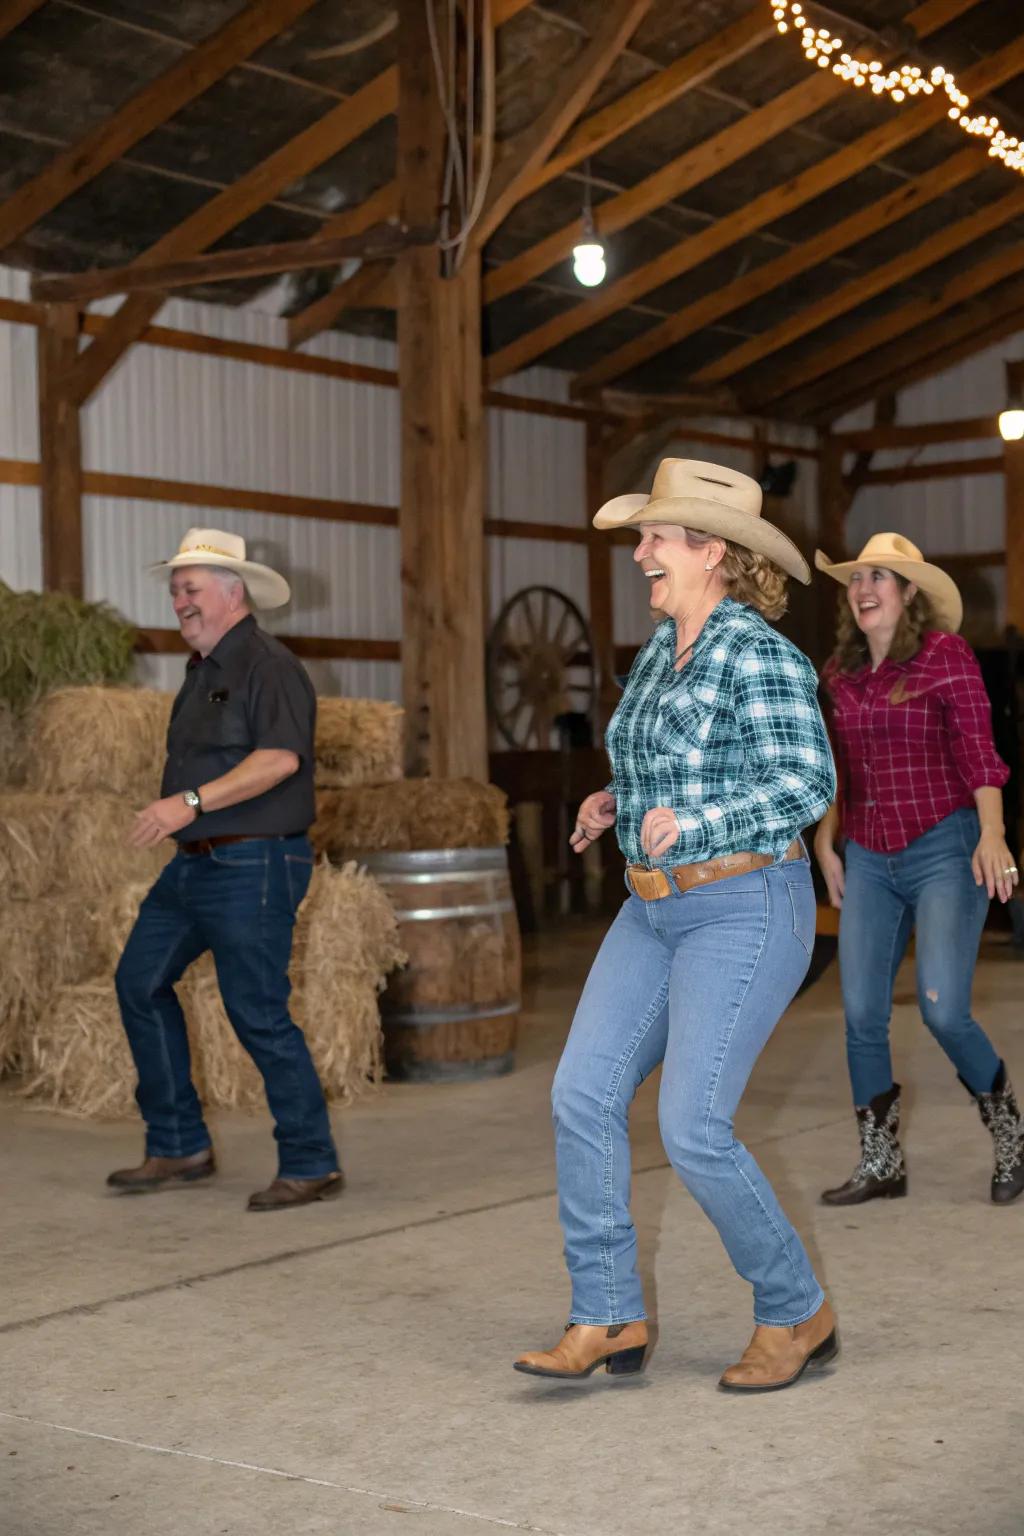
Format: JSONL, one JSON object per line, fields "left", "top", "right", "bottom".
{"left": 707, "top": 179, "right": 1024, "bottom": 394}
{"left": 753, "top": 234, "right": 1024, "bottom": 416}
{"left": 835, "top": 417, "right": 1003, "bottom": 450}
{"left": 285, "top": 5, "right": 771, "bottom": 348}
{"left": 484, "top": 0, "right": 987, "bottom": 383}
{"left": 583, "top": 143, "right": 985, "bottom": 393}
{"left": 31, "top": 223, "right": 428, "bottom": 304}
{"left": 470, "top": 0, "right": 652, "bottom": 252}
{"left": 0, "top": 0, "right": 45, "bottom": 43}
{"left": 0, "top": 0, "right": 323, "bottom": 254}
{"left": 807, "top": 276, "right": 1024, "bottom": 423}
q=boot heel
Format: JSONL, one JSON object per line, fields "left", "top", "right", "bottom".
{"left": 885, "top": 1175, "right": 908, "bottom": 1198}
{"left": 808, "top": 1329, "right": 839, "bottom": 1369}
{"left": 605, "top": 1345, "right": 647, "bottom": 1376}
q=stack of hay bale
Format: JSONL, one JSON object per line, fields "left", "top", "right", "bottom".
{"left": 0, "top": 686, "right": 406, "bottom": 1116}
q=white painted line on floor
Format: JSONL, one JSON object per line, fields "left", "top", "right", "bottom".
{"left": 0, "top": 1409, "right": 571, "bottom": 1535}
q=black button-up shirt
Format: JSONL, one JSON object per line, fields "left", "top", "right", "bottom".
{"left": 161, "top": 615, "right": 316, "bottom": 840}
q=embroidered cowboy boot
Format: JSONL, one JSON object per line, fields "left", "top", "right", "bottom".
{"left": 513, "top": 1322, "right": 649, "bottom": 1379}
{"left": 963, "top": 1062, "right": 1024, "bottom": 1205}
{"left": 821, "top": 1083, "right": 907, "bottom": 1206}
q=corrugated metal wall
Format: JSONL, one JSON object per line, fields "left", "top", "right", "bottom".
{"left": 0, "top": 265, "right": 591, "bottom": 702}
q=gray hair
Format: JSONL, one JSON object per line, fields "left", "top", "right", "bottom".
{"left": 209, "top": 566, "right": 252, "bottom": 607}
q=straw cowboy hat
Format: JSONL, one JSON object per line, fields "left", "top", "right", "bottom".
{"left": 148, "top": 527, "right": 290, "bottom": 610}
{"left": 814, "top": 533, "right": 962, "bottom": 634}
{"left": 592, "top": 458, "right": 810, "bottom": 583}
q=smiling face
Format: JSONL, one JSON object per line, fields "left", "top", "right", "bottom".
{"left": 633, "top": 524, "right": 724, "bottom": 620}
{"left": 846, "top": 565, "right": 916, "bottom": 643}
{"left": 170, "top": 566, "right": 248, "bottom": 656}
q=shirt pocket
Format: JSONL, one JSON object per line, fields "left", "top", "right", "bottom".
{"left": 652, "top": 682, "right": 716, "bottom": 763}
{"left": 195, "top": 691, "right": 252, "bottom": 754}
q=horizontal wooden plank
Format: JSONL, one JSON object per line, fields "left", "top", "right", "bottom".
{"left": 0, "top": 456, "right": 40, "bottom": 486}
{"left": 137, "top": 629, "right": 400, "bottom": 662}
{"left": 485, "top": 518, "right": 588, "bottom": 544}
{"left": 859, "top": 456, "right": 1004, "bottom": 485}
{"left": 833, "top": 417, "right": 1002, "bottom": 450}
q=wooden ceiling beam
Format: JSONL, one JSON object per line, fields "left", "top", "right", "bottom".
{"left": 31, "top": 223, "right": 427, "bottom": 304}
{"left": 589, "top": 144, "right": 984, "bottom": 393}
{"left": 753, "top": 237, "right": 1024, "bottom": 417}
{"left": 0, "top": 0, "right": 323, "bottom": 254}
{"left": 835, "top": 417, "right": 1002, "bottom": 450}
{"left": 488, "top": 0, "right": 994, "bottom": 382}
{"left": 481, "top": 0, "right": 981, "bottom": 328}
{"left": 470, "top": 0, "right": 652, "bottom": 252}
{"left": 716, "top": 178, "right": 1024, "bottom": 397}
{"left": 0, "top": 0, "right": 46, "bottom": 43}
{"left": 806, "top": 279, "right": 1024, "bottom": 423}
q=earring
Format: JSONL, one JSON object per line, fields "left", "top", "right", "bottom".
{"left": 705, "top": 561, "right": 714, "bottom": 571}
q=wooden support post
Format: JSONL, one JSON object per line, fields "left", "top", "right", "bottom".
{"left": 817, "top": 433, "right": 847, "bottom": 656}
{"left": 396, "top": 0, "right": 486, "bottom": 781}
{"left": 586, "top": 418, "right": 617, "bottom": 738}
{"left": 38, "top": 303, "right": 83, "bottom": 596}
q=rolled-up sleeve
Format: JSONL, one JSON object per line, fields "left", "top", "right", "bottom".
{"left": 672, "top": 639, "right": 836, "bottom": 860}
{"left": 248, "top": 658, "right": 315, "bottom": 763}
{"left": 938, "top": 635, "right": 1009, "bottom": 793}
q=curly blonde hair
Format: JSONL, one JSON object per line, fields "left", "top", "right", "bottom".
{"left": 682, "top": 529, "right": 789, "bottom": 621}
{"left": 830, "top": 577, "right": 934, "bottom": 674}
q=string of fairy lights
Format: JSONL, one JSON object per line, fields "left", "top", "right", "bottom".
{"left": 770, "top": 2, "right": 1024, "bottom": 176}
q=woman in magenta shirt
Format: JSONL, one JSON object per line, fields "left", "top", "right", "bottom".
{"left": 814, "top": 534, "right": 1022, "bottom": 1206}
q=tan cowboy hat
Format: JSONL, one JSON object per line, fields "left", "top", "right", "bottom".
{"left": 148, "top": 527, "right": 290, "bottom": 610}
{"left": 592, "top": 457, "right": 810, "bottom": 583}
{"left": 814, "top": 533, "right": 962, "bottom": 634}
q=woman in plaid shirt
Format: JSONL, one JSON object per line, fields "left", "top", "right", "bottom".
{"left": 514, "top": 460, "right": 838, "bottom": 1395}
{"left": 815, "top": 534, "right": 1022, "bottom": 1208}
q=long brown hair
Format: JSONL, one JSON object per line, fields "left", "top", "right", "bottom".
{"left": 681, "top": 530, "right": 788, "bottom": 622}
{"left": 830, "top": 575, "right": 934, "bottom": 674}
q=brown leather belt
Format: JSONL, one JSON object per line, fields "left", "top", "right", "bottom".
{"left": 627, "top": 839, "right": 803, "bottom": 902}
{"left": 179, "top": 834, "right": 304, "bottom": 857}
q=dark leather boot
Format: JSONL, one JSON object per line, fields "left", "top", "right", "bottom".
{"left": 963, "top": 1062, "right": 1024, "bottom": 1205}
{"left": 822, "top": 1084, "right": 907, "bottom": 1206}
{"left": 514, "top": 1322, "right": 649, "bottom": 1379}
{"left": 247, "top": 1172, "right": 344, "bottom": 1211}
{"left": 106, "top": 1149, "right": 216, "bottom": 1193}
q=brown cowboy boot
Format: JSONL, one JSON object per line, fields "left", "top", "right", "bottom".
{"left": 822, "top": 1084, "right": 907, "bottom": 1205}
{"left": 106, "top": 1149, "right": 216, "bottom": 1193}
{"left": 247, "top": 1172, "right": 344, "bottom": 1211}
{"left": 514, "top": 1322, "right": 649, "bottom": 1379}
{"left": 718, "top": 1299, "right": 838, "bottom": 1393}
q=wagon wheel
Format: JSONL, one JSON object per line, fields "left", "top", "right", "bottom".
{"left": 487, "top": 586, "right": 596, "bottom": 749}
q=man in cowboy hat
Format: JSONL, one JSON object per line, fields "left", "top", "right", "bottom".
{"left": 107, "top": 528, "right": 342, "bottom": 1211}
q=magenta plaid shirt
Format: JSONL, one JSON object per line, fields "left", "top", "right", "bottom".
{"left": 823, "top": 630, "right": 1009, "bottom": 854}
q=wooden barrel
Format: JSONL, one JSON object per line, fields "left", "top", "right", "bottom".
{"left": 358, "top": 847, "right": 521, "bottom": 1082}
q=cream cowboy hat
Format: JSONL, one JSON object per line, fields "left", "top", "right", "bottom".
{"left": 592, "top": 457, "right": 810, "bottom": 583}
{"left": 814, "top": 533, "right": 962, "bottom": 634}
{"left": 148, "top": 527, "right": 290, "bottom": 610}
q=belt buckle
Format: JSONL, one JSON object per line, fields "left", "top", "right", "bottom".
{"left": 629, "top": 866, "right": 671, "bottom": 901}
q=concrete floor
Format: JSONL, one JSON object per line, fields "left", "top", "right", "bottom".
{"left": 3, "top": 921, "right": 1023, "bottom": 1536}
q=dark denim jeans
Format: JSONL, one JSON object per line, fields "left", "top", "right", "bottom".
{"left": 114, "top": 834, "right": 339, "bottom": 1179}
{"left": 839, "top": 808, "right": 1000, "bottom": 1104}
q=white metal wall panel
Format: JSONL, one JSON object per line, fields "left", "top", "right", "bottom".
{"left": 0, "top": 485, "right": 41, "bottom": 590}
{"left": 135, "top": 651, "right": 402, "bottom": 702}
{"left": 488, "top": 406, "right": 585, "bottom": 527}
{"left": 489, "top": 536, "right": 589, "bottom": 629}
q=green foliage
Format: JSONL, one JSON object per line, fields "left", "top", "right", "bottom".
{"left": 0, "top": 581, "right": 136, "bottom": 713}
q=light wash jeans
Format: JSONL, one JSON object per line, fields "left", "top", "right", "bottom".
{"left": 552, "top": 856, "right": 824, "bottom": 1328}
{"left": 839, "top": 808, "right": 1000, "bottom": 1105}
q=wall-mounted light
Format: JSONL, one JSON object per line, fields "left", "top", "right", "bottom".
{"left": 572, "top": 161, "right": 606, "bottom": 288}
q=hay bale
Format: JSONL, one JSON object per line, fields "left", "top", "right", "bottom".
{"left": 312, "top": 779, "right": 509, "bottom": 855}
{"left": 19, "top": 859, "right": 404, "bottom": 1118}
{"left": 28, "top": 687, "right": 171, "bottom": 800}
{"left": 0, "top": 701, "right": 25, "bottom": 787}
{"left": 0, "top": 897, "right": 102, "bottom": 1072}
{"left": 0, "top": 792, "right": 172, "bottom": 901}
{"left": 315, "top": 698, "right": 403, "bottom": 788}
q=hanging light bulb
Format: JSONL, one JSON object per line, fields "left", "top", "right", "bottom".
{"left": 999, "top": 409, "right": 1024, "bottom": 442}
{"left": 572, "top": 160, "right": 606, "bottom": 287}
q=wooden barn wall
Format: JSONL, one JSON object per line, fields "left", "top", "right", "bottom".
{"left": 0, "top": 264, "right": 589, "bottom": 705}
{"left": 836, "top": 333, "right": 1024, "bottom": 649}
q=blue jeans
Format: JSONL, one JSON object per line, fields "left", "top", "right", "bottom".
{"left": 839, "top": 808, "right": 999, "bottom": 1105}
{"left": 552, "top": 858, "right": 824, "bottom": 1329}
{"left": 114, "top": 835, "right": 339, "bottom": 1179}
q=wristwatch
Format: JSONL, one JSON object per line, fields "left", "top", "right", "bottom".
{"left": 182, "top": 788, "right": 202, "bottom": 816}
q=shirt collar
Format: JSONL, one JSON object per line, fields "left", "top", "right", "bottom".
{"left": 189, "top": 613, "right": 256, "bottom": 671}
{"left": 653, "top": 596, "right": 738, "bottom": 662}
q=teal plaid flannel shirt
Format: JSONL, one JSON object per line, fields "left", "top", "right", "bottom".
{"left": 606, "top": 598, "right": 836, "bottom": 869}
